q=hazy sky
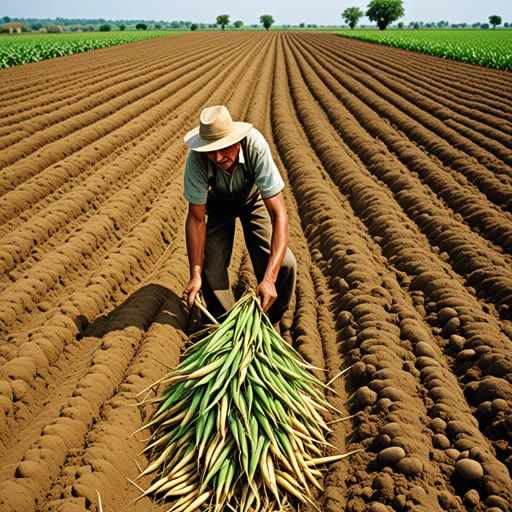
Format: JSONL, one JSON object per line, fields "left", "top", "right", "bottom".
{"left": 3, "top": 0, "right": 511, "bottom": 26}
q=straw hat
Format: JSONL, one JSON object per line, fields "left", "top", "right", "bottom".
{"left": 184, "top": 106, "right": 253, "bottom": 152}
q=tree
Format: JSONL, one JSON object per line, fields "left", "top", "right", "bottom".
{"left": 3, "top": 16, "right": 10, "bottom": 23}
{"left": 260, "top": 14, "right": 274, "bottom": 31}
{"left": 190, "top": 23, "right": 198, "bottom": 31}
{"left": 341, "top": 7, "right": 364, "bottom": 30}
{"left": 119, "top": 24, "right": 126, "bottom": 31}
{"left": 136, "top": 23, "right": 147, "bottom": 30}
{"left": 216, "top": 15, "right": 230, "bottom": 30}
{"left": 342, "top": 7, "right": 364, "bottom": 29}
{"left": 489, "top": 15, "right": 502, "bottom": 29}
{"left": 366, "top": 0, "right": 404, "bottom": 30}
{"left": 99, "top": 24, "right": 111, "bottom": 31}
{"left": 234, "top": 20, "right": 243, "bottom": 28}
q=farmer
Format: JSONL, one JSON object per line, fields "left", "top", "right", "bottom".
{"left": 182, "top": 105, "right": 296, "bottom": 325}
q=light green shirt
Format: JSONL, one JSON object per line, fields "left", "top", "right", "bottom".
{"left": 184, "top": 128, "right": 284, "bottom": 205}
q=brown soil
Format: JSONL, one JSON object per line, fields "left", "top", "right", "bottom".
{"left": 1, "top": 31, "right": 511, "bottom": 512}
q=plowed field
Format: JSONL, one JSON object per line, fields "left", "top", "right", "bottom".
{"left": 1, "top": 31, "right": 512, "bottom": 512}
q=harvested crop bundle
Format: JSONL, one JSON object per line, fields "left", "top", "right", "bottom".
{"left": 132, "top": 290, "right": 356, "bottom": 511}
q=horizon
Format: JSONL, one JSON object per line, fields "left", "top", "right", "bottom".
{"left": 3, "top": 15, "right": 512, "bottom": 27}
{"left": 2, "top": 0, "right": 512, "bottom": 27}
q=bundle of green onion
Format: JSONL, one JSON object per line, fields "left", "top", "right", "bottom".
{"left": 133, "top": 290, "right": 355, "bottom": 512}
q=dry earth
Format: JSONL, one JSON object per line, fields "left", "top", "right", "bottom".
{"left": 0, "top": 31, "right": 512, "bottom": 512}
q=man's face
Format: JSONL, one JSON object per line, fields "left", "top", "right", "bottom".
{"left": 205, "top": 142, "right": 240, "bottom": 172}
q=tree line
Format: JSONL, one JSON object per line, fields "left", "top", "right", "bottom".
{"left": 341, "top": 0, "right": 506, "bottom": 30}
{"left": 2, "top": 9, "right": 508, "bottom": 34}
{"left": 1, "top": 16, "right": 193, "bottom": 32}
{"left": 197, "top": 15, "right": 274, "bottom": 32}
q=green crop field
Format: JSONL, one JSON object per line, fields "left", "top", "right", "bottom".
{"left": 337, "top": 29, "right": 512, "bottom": 71}
{"left": 0, "top": 30, "right": 183, "bottom": 68}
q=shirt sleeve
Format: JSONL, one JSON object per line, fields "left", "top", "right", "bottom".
{"left": 183, "top": 150, "right": 209, "bottom": 205}
{"left": 246, "top": 129, "right": 284, "bottom": 199}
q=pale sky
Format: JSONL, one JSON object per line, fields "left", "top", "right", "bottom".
{"left": 3, "top": 0, "right": 511, "bottom": 26}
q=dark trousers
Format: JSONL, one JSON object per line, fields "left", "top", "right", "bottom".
{"left": 201, "top": 193, "right": 296, "bottom": 324}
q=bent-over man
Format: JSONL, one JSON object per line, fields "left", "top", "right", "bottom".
{"left": 183, "top": 105, "right": 296, "bottom": 325}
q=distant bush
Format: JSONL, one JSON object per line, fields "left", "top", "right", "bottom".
{"left": 481, "top": 23, "right": 490, "bottom": 29}
{"left": 136, "top": 23, "right": 147, "bottom": 30}
{"left": 190, "top": 23, "right": 198, "bottom": 31}
{"left": 119, "top": 24, "right": 126, "bottom": 31}
{"left": 99, "top": 24, "right": 111, "bottom": 32}
{"left": 46, "top": 25, "right": 63, "bottom": 33}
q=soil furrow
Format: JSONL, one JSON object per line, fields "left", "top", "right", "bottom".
{"left": 332, "top": 35, "right": 512, "bottom": 108}
{"left": 282, "top": 33, "right": 512, "bottom": 478}
{"left": 295, "top": 35, "right": 512, "bottom": 231}
{"left": 0, "top": 35, "right": 260, "bottom": 228}
{"left": 0, "top": 33, "right": 269, "bottom": 340}
{"left": 0, "top": 36, "right": 258, "bottom": 193}
{"left": 0, "top": 34, "right": 217, "bottom": 103}
{"left": 279, "top": 32, "right": 512, "bottom": 507}
{"left": 324, "top": 36, "right": 512, "bottom": 123}
{"left": 0, "top": 34, "right": 216, "bottom": 116}
{"left": 0, "top": 32, "right": 275, "bottom": 512}
{"left": 291, "top": 34, "right": 512, "bottom": 213}
{"left": 275, "top": 33, "right": 474, "bottom": 509}
{"left": 311, "top": 35, "right": 512, "bottom": 167}
{"left": 1, "top": 31, "right": 512, "bottom": 512}
{"left": 299, "top": 35, "right": 512, "bottom": 180}
{"left": 288, "top": 36, "right": 512, "bottom": 306}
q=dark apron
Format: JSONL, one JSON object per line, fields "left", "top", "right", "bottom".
{"left": 204, "top": 138, "right": 259, "bottom": 210}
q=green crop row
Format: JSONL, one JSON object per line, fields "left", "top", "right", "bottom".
{"left": 337, "top": 29, "right": 512, "bottom": 71}
{"left": 0, "top": 31, "right": 183, "bottom": 68}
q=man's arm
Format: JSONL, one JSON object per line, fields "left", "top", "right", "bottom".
{"left": 184, "top": 202, "right": 206, "bottom": 308}
{"left": 256, "top": 191, "right": 289, "bottom": 313}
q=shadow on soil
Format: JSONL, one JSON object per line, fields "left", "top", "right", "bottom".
{"left": 75, "top": 283, "right": 202, "bottom": 341}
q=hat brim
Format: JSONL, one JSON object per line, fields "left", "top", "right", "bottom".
{"left": 184, "top": 122, "right": 253, "bottom": 152}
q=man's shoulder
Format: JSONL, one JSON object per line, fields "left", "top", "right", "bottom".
{"left": 245, "top": 128, "right": 268, "bottom": 156}
{"left": 186, "top": 149, "right": 208, "bottom": 171}
{"left": 187, "top": 149, "right": 204, "bottom": 163}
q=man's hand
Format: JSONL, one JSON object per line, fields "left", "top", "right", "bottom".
{"left": 184, "top": 276, "right": 202, "bottom": 309}
{"left": 256, "top": 278, "right": 277, "bottom": 313}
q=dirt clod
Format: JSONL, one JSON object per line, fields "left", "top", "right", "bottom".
{"left": 455, "top": 459, "right": 484, "bottom": 480}
{"left": 378, "top": 446, "right": 406, "bottom": 466}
